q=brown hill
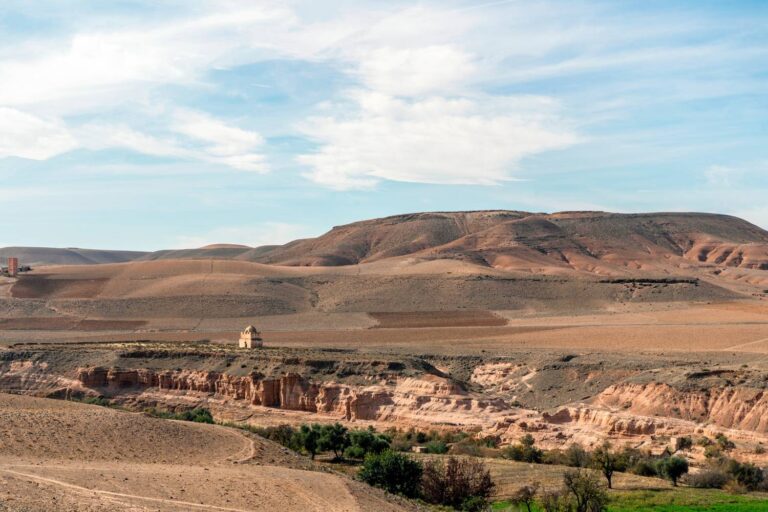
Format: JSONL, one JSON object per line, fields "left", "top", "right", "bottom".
{"left": 4, "top": 211, "right": 768, "bottom": 323}
{"left": 248, "top": 211, "right": 768, "bottom": 274}
{"left": 0, "top": 246, "right": 148, "bottom": 266}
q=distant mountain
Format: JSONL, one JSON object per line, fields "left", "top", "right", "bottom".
{"left": 0, "top": 247, "right": 148, "bottom": 267}
{"left": 7, "top": 211, "right": 768, "bottom": 274}
{"left": 246, "top": 210, "right": 768, "bottom": 273}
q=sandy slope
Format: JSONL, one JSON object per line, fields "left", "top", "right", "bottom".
{"left": 0, "top": 394, "right": 411, "bottom": 512}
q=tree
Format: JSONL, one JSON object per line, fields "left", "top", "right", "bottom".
{"left": 421, "top": 456, "right": 495, "bottom": 510}
{"left": 658, "top": 456, "right": 689, "bottom": 487}
{"left": 504, "top": 434, "right": 543, "bottom": 463}
{"left": 591, "top": 442, "right": 618, "bottom": 489}
{"left": 358, "top": 450, "right": 422, "bottom": 498}
{"left": 511, "top": 482, "right": 539, "bottom": 512}
{"left": 318, "top": 423, "right": 350, "bottom": 460}
{"left": 566, "top": 443, "right": 591, "bottom": 468}
{"left": 345, "top": 427, "right": 391, "bottom": 459}
{"left": 562, "top": 470, "right": 608, "bottom": 512}
{"left": 297, "top": 424, "right": 321, "bottom": 459}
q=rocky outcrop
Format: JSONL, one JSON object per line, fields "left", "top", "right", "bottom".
{"left": 73, "top": 366, "right": 507, "bottom": 427}
{"left": 596, "top": 382, "right": 768, "bottom": 432}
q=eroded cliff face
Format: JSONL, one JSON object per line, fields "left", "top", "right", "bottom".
{"left": 6, "top": 345, "right": 768, "bottom": 462}
{"left": 596, "top": 382, "right": 768, "bottom": 433}
{"left": 73, "top": 366, "right": 508, "bottom": 427}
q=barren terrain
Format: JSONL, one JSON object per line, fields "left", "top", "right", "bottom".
{"left": 0, "top": 393, "right": 411, "bottom": 511}
{"left": 3, "top": 210, "right": 768, "bottom": 509}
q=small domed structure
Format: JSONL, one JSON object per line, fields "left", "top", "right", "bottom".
{"left": 239, "top": 325, "right": 262, "bottom": 348}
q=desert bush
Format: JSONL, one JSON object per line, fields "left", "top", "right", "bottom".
{"left": 82, "top": 396, "right": 112, "bottom": 407}
{"left": 146, "top": 407, "right": 214, "bottom": 424}
{"left": 249, "top": 424, "right": 301, "bottom": 451}
{"left": 503, "top": 434, "right": 543, "bottom": 463}
{"left": 566, "top": 443, "right": 591, "bottom": 468}
{"left": 716, "top": 433, "right": 735, "bottom": 451}
{"left": 723, "top": 479, "right": 748, "bottom": 495}
{"left": 540, "top": 489, "right": 572, "bottom": 512}
{"left": 391, "top": 437, "right": 415, "bottom": 452}
{"left": 704, "top": 444, "right": 723, "bottom": 460}
{"left": 358, "top": 450, "right": 422, "bottom": 498}
{"left": 424, "top": 440, "right": 449, "bottom": 454}
{"left": 725, "top": 459, "right": 765, "bottom": 491}
{"left": 686, "top": 469, "right": 730, "bottom": 489}
{"left": 421, "top": 456, "right": 495, "bottom": 511}
{"left": 676, "top": 436, "right": 694, "bottom": 451}
{"left": 630, "top": 459, "right": 659, "bottom": 477}
{"left": 450, "top": 440, "right": 483, "bottom": 457}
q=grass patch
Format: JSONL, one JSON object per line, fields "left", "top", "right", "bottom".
{"left": 608, "top": 488, "right": 768, "bottom": 511}
{"left": 493, "top": 488, "right": 768, "bottom": 511}
{"left": 144, "top": 407, "right": 214, "bottom": 424}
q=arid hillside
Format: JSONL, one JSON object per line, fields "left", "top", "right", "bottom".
{"left": 10, "top": 211, "right": 768, "bottom": 276}
{"left": 0, "top": 393, "right": 411, "bottom": 511}
{"left": 0, "top": 246, "right": 148, "bottom": 266}
{"left": 250, "top": 210, "right": 768, "bottom": 275}
{"left": 3, "top": 210, "right": 768, "bottom": 330}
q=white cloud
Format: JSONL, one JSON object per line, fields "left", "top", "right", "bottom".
{"left": 298, "top": 91, "right": 577, "bottom": 189}
{"left": 355, "top": 45, "right": 476, "bottom": 96}
{"left": 0, "top": 6, "right": 294, "bottom": 111}
{"left": 0, "top": 108, "right": 77, "bottom": 160}
{"left": 171, "top": 109, "right": 264, "bottom": 157}
{"left": 77, "top": 110, "right": 269, "bottom": 173}
{"left": 172, "top": 222, "right": 313, "bottom": 249}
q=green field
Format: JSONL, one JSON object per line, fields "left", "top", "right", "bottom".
{"left": 494, "top": 488, "right": 768, "bottom": 511}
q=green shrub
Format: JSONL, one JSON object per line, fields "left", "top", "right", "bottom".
{"left": 424, "top": 440, "right": 449, "bottom": 454}
{"left": 178, "top": 408, "right": 214, "bottom": 424}
{"left": 631, "top": 459, "right": 659, "bottom": 477}
{"left": 358, "top": 450, "right": 422, "bottom": 498}
{"left": 145, "top": 407, "right": 214, "bottom": 424}
{"left": 348, "top": 427, "right": 391, "bottom": 457}
{"left": 725, "top": 459, "right": 765, "bottom": 491}
{"left": 344, "top": 445, "right": 367, "bottom": 459}
{"left": 503, "top": 434, "right": 543, "bottom": 463}
{"left": 82, "top": 396, "right": 112, "bottom": 407}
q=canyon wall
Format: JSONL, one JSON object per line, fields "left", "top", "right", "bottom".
{"left": 74, "top": 366, "right": 509, "bottom": 428}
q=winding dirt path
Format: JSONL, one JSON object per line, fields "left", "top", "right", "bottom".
{"left": 0, "top": 467, "right": 252, "bottom": 512}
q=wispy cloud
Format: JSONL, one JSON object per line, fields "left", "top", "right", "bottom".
{"left": 299, "top": 92, "right": 576, "bottom": 189}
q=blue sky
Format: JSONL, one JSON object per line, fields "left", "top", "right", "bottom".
{"left": 1, "top": 0, "right": 766, "bottom": 250}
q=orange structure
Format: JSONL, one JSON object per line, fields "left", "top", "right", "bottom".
{"left": 7, "top": 257, "right": 18, "bottom": 277}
